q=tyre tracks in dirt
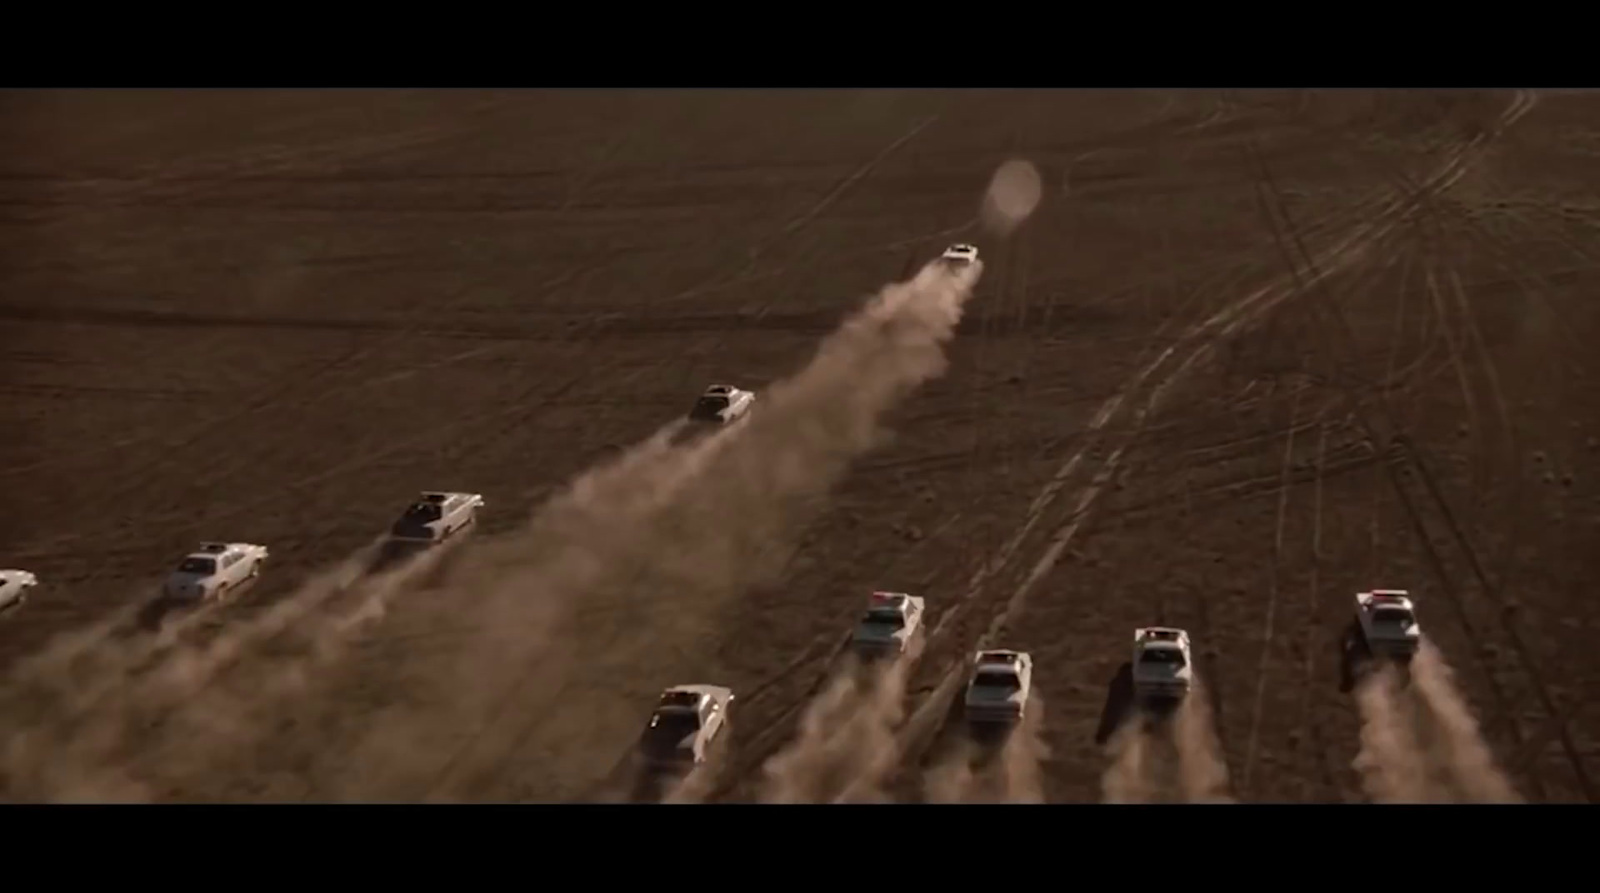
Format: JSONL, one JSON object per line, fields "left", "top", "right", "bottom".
{"left": 872, "top": 90, "right": 1538, "bottom": 798}
{"left": 1242, "top": 94, "right": 1594, "bottom": 802}
{"left": 6, "top": 124, "right": 649, "bottom": 575}
{"left": 705, "top": 97, "right": 1364, "bottom": 802}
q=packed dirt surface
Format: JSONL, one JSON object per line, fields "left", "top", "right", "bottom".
{"left": 1, "top": 89, "right": 1597, "bottom": 802}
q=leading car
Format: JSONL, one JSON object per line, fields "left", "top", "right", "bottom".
{"left": 637, "top": 684, "right": 735, "bottom": 772}
{"left": 940, "top": 243, "right": 980, "bottom": 267}
{"left": 388, "top": 491, "right": 486, "bottom": 547}
{"left": 0, "top": 569, "right": 38, "bottom": 613}
{"left": 1354, "top": 589, "right": 1422, "bottom": 662}
{"left": 163, "top": 542, "right": 269, "bottom": 604}
{"left": 686, "top": 384, "right": 756, "bottom": 426}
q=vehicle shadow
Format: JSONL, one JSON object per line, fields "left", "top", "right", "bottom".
{"left": 1094, "top": 662, "right": 1137, "bottom": 747}
{"left": 1337, "top": 618, "right": 1368, "bottom": 695}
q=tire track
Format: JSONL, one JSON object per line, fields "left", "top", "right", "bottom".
{"left": 1245, "top": 95, "right": 1594, "bottom": 801}
{"left": 1239, "top": 379, "right": 1312, "bottom": 796}
{"left": 885, "top": 89, "right": 1534, "bottom": 786}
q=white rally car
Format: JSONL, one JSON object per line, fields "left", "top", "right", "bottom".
{"left": 0, "top": 569, "right": 39, "bottom": 613}
{"left": 1131, "top": 627, "right": 1193, "bottom": 703}
{"left": 637, "top": 684, "right": 735, "bottom": 771}
{"left": 1355, "top": 589, "right": 1422, "bottom": 661}
{"left": 963, "top": 649, "right": 1034, "bottom": 725}
{"left": 851, "top": 591, "right": 926, "bottom": 660}
{"left": 686, "top": 384, "right": 756, "bottom": 426}
{"left": 388, "top": 491, "right": 486, "bottom": 546}
{"left": 940, "top": 243, "right": 980, "bottom": 267}
{"left": 163, "top": 541, "right": 269, "bottom": 603}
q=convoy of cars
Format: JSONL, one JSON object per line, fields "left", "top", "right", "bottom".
{"left": 7, "top": 242, "right": 1437, "bottom": 792}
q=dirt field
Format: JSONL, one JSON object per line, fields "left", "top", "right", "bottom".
{"left": 1, "top": 88, "right": 1596, "bottom": 803}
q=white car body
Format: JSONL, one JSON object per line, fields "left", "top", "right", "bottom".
{"left": 964, "top": 649, "right": 1034, "bottom": 724}
{"left": 638, "top": 684, "right": 735, "bottom": 770}
{"left": 687, "top": 384, "right": 756, "bottom": 426}
{"left": 940, "top": 243, "right": 980, "bottom": 266}
{"left": 0, "top": 569, "right": 39, "bottom": 612}
{"left": 1132, "top": 627, "right": 1194, "bottom": 701}
{"left": 163, "top": 542, "right": 269, "bottom": 603}
{"left": 851, "top": 591, "right": 925, "bottom": 659}
{"left": 388, "top": 491, "right": 486, "bottom": 545}
{"left": 1355, "top": 589, "right": 1422, "bottom": 659}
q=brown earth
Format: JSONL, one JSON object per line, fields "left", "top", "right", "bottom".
{"left": 0, "top": 88, "right": 1595, "bottom": 803}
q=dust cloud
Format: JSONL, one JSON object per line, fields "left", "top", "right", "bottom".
{"left": 1100, "top": 683, "right": 1233, "bottom": 804}
{"left": 0, "top": 540, "right": 453, "bottom": 801}
{"left": 759, "top": 656, "right": 911, "bottom": 803}
{"left": 980, "top": 159, "right": 1043, "bottom": 237}
{"left": 1410, "top": 641, "right": 1521, "bottom": 803}
{"left": 1, "top": 223, "right": 1000, "bottom": 802}
{"left": 1172, "top": 682, "right": 1234, "bottom": 803}
{"left": 1351, "top": 663, "right": 1435, "bottom": 802}
{"left": 1100, "top": 717, "right": 1154, "bottom": 803}
{"left": 922, "top": 698, "right": 1049, "bottom": 804}
{"left": 1350, "top": 643, "right": 1519, "bottom": 804}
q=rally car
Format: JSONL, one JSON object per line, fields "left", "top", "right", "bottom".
{"left": 963, "top": 649, "right": 1034, "bottom": 725}
{"left": 940, "top": 243, "right": 980, "bottom": 267}
{"left": 1354, "top": 589, "right": 1422, "bottom": 662}
{"left": 637, "top": 684, "right": 735, "bottom": 772}
{"left": 163, "top": 542, "right": 269, "bottom": 603}
{"left": 388, "top": 491, "right": 486, "bottom": 546}
{"left": 686, "top": 384, "right": 756, "bottom": 426}
{"left": 1131, "top": 627, "right": 1193, "bottom": 703}
{"left": 0, "top": 569, "right": 38, "bottom": 613}
{"left": 851, "top": 591, "right": 926, "bottom": 661}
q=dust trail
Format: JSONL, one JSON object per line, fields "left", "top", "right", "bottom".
{"left": 922, "top": 739, "right": 978, "bottom": 803}
{"left": 185, "top": 420, "right": 702, "bottom": 801}
{"left": 760, "top": 657, "right": 911, "bottom": 804}
{"left": 923, "top": 697, "right": 1049, "bottom": 803}
{"left": 0, "top": 541, "right": 394, "bottom": 800}
{"left": 1410, "top": 640, "right": 1521, "bottom": 803}
{"left": 1351, "top": 663, "right": 1434, "bottom": 803}
{"left": 1173, "top": 682, "right": 1234, "bottom": 803}
{"left": 335, "top": 258, "right": 987, "bottom": 803}
{"left": 1101, "top": 716, "right": 1154, "bottom": 803}
{"left": 25, "top": 423, "right": 688, "bottom": 802}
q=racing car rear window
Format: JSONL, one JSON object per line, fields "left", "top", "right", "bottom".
{"left": 972, "top": 673, "right": 1021, "bottom": 693}
{"left": 1140, "top": 648, "right": 1185, "bottom": 665}
{"left": 178, "top": 557, "right": 216, "bottom": 575}
{"left": 863, "top": 609, "right": 905, "bottom": 628}
{"left": 402, "top": 503, "right": 443, "bottom": 522}
{"left": 1372, "top": 608, "right": 1413, "bottom": 624}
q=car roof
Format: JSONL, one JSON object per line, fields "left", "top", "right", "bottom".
{"left": 1136, "top": 627, "right": 1188, "bottom": 645}
{"left": 976, "top": 649, "right": 1026, "bottom": 665}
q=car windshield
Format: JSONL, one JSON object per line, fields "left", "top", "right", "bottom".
{"left": 402, "top": 503, "right": 443, "bottom": 523}
{"left": 178, "top": 557, "right": 216, "bottom": 575}
{"left": 972, "top": 672, "right": 1021, "bottom": 695}
{"left": 1373, "top": 607, "right": 1413, "bottom": 625}
{"left": 1140, "top": 648, "right": 1185, "bottom": 666}
{"left": 862, "top": 609, "right": 905, "bottom": 629}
